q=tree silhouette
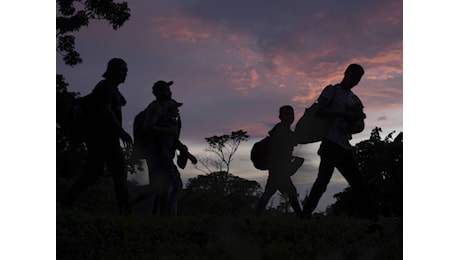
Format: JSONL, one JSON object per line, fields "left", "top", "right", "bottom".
{"left": 179, "top": 171, "right": 262, "bottom": 216}
{"left": 57, "top": 74, "right": 88, "bottom": 178}
{"left": 195, "top": 130, "right": 250, "bottom": 174}
{"left": 56, "top": 0, "right": 131, "bottom": 66}
{"left": 327, "top": 127, "right": 403, "bottom": 217}
{"left": 56, "top": 1, "right": 132, "bottom": 180}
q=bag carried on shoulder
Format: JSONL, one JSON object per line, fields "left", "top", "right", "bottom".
{"left": 68, "top": 94, "right": 94, "bottom": 142}
{"left": 132, "top": 109, "right": 148, "bottom": 160}
{"left": 294, "top": 85, "right": 335, "bottom": 144}
{"left": 250, "top": 136, "right": 271, "bottom": 170}
{"left": 294, "top": 85, "right": 366, "bottom": 144}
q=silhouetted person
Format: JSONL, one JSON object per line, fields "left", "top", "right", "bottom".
{"left": 302, "top": 64, "right": 378, "bottom": 219}
{"left": 155, "top": 99, "right": 196, "bottom": 216}
{"left": 62, "top": 58, "right": 133, "bottom": 215}
{"left": 256, "top": 105, "right": 304, "bottom": 217}
{"left": 132, "top": 81, "right": 196, "bottom": 216}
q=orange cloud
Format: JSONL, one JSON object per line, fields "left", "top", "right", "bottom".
{"left": 292, "top": 94, "right": 316, "bottom": 104}
{"left": 152, "top": 17, "right": 211, "bottom": 42}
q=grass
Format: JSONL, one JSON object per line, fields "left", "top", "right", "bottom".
{"left": 57, "top": 209, "right": 402, "bottom": 259}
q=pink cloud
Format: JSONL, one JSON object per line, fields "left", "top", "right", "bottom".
{"left": 152, "top": 16, "right": 212, "bottom": 42}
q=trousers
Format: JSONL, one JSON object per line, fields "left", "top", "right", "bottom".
{"left": 303, "top": 139, "right": 378, "bottom": 218}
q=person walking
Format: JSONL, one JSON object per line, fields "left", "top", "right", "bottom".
{"left": 302, "top": 64, "right": 378, "bottom": 219}
{"left": 256, "top": 105, "right": 304, "bottom": 217}
{"left": 62, "top": 58, "right": 133, "bottom": 215}
{"left": 133, "top": 80, "right": 196, "bottom": 216}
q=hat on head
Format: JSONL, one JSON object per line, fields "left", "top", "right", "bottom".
{"left": 152, "top": 80, "right": 174, "bottom": 95}
{"left": 102, "top": 58, "right": 126, "bottom": 78}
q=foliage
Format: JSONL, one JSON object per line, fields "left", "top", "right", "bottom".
{"left": 56, "top": 74, "right": 88, "bottom": 178}
{"left": 327, "top": 127, "right": 403, "bottom": 217}
{"left": 57, "top": 0, "right": 132, "bottom": 178}
{"left": 56, "top": 0, "right": 131, "bottom": 66}
{"left": 196, "top": 130, "right": 250, "bottom": 174}
{"left": 56, "top": 74, "right": 81, "bottom": 135}
{"left": 180, "top": 171, "right": 262, "bottom": 216}
{"left": 57, "top": 210, "right": 402, "bottom": 259}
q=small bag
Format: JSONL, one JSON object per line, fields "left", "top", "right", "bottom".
{"left": 287, "top": 156, "right": 304, "bottom": 176}
{"left": 176, "top": 143, "right": 197, "bottom": 169}
{"left": 177, "top": 149, "right": 188, "bottom": 169}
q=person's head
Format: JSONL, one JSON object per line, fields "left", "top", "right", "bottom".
{"left": 342, "top": 63, "right": 364, "bottom": 89}
{"left": 279, "top": 105, "right": 294, "bottom": 125}
{"left": 152, "top": 80, "right": 173, "bottom": 101}
{"left": 102, "top": 58, "right": 128, "bottom": 84}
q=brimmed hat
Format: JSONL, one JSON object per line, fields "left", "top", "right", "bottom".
{"left": 172, "top": 99, "right": 183, "bottom": 108}
{"left": 165, "top": 99, "right": 183, "bottom": 109}
{"left": 152, "top": 80, "right": 174, "bottom": 95}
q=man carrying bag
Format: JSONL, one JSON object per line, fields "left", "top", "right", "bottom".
{"left": 298, "top": 64, "right": 378, "bottom": 220}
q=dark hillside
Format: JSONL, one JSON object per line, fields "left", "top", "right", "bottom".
{"left": 57, "top": 209, "right": 402, "bottom": 259}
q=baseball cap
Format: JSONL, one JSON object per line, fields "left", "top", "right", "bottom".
{"left": 152, "top": 80, "right": 174, "bottom": 95}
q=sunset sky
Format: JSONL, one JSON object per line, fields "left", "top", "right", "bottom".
{"left": 56, "top": 0, "right": 403, "bottom": 212}
{"left": 5, "top": 0, "right": 460, "bottom": 258}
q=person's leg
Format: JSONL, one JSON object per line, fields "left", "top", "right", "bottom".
{"left": 146, "top": 156, "right": 167, "bottom": 216}
{"left": 156, "top": 156, "right": 175, "bottom": 216}
{"left": 130, "top": 188, "right": 153, "bottom": 206}
{"left": 335, "top": 150, "right": 378, "bottom": 219}
{"left": 302, "top": 141, "right": 336, "bottom": 216}
{"left": 157, "top": 181, "right": 169, "bottom": 216}
{"left": 281, "top": 179, "right": 302, "bottom": 217}
{"left": 106, "top": 142, "right": 131, "bottom": 215}
{"left": 289, "top": 196, "right": 302, "bottom": 217}
{"left": 61, "top": 140, "right": 104, "bottom": 208}
{"left": 256, "top": 175, "right": 277, "bottom": 214}
{"left": 167, "top": 167, "right": 182, "bottom": 216}
{"left": 151, "top": 195, "right": 160, "bottom": 216}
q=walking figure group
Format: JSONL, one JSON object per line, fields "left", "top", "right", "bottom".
{"left": 257, "top": 63, "right": 378, "bottom": 220}
{"left": 62, "top": 59, "right": 378, "bottom": 220}
{"left": 62, "top": 58, "right": 197, "bottom": 216}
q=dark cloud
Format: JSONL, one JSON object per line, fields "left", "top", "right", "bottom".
{"left": 180, "top": 0, "right": 402, "bottom": 76}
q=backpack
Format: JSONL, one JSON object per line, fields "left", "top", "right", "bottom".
{"left": 132, "top": 109, "right": 148, "bottom": 159}
{"left": 250, "top": 136, "right": 271, "bottom": 170}
{"left": 68, "top": 94, "right": 94, "bottom": 142}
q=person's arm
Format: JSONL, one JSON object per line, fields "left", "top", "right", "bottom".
{"left": 316, "top": 97, "right": 365, "bottom": 121}
{"left": 101, "top": 103, "right": 132, "bottom": 145}
{"left": 315, "top": 86, "right": 365, "bottom": 121}
{"left": 94, "top": 82, "right": 132, "bottom": 145}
